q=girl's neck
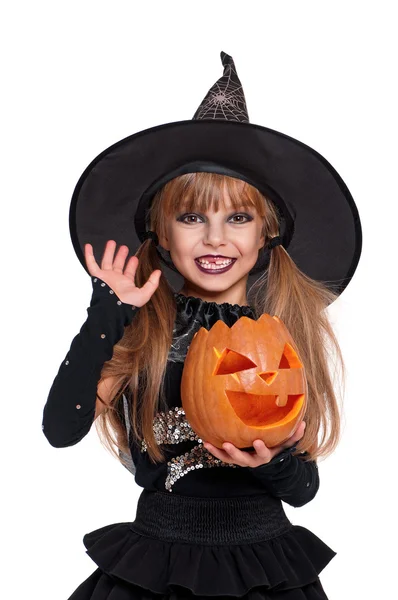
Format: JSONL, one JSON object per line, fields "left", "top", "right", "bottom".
{"left": 179, "top": 280, "right": 248, "bottom": 307}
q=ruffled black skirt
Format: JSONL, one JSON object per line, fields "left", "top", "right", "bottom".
{"left": 67, "top": 489, "right": 336, "bottom": 599}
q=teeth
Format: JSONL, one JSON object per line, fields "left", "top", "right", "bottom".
{"left": 197, "top": 258, "right": 233, "bottom": 264}
{"left": 196, "top": 258, "right": 233, "bottom": 269}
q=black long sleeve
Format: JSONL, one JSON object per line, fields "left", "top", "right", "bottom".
{"left": 42, "top": 276, "right": 140, "bottom": 448}
{"left": 247, "top": 444, "right": 320, "bottom": 508}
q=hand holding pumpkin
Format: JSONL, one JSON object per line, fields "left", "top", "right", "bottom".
{"left": 203, "top": 420, "right": 306, "bottom": 468}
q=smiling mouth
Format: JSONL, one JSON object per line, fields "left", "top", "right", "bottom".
{"left": 195, "top": 258, "right": 237, "bottom": 274}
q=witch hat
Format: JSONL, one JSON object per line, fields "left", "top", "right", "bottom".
{"left": 69, "top": 51, "right": 362, "bottom": 302}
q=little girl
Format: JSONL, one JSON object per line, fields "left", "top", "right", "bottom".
{"left": 42, "top": 51, "right": 362, "bottom": 599}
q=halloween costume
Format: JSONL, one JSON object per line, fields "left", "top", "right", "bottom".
{"left": 43, "top": 51, "right": 362, "bottom": 598}
{"left": 43, "top": 276, "right": 333, "bottom": 599}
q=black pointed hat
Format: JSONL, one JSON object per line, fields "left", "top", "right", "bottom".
{"left": 193, "top": 52, "right": 250, "bottom": 122}
{"left": 69, "top": 51, "right": 362, "bottom": 303}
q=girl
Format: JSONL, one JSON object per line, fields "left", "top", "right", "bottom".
{"left": 42, "top": 52, "right": 362, "bottom": 599}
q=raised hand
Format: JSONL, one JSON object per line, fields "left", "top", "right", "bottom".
{"left": 84, "top": 240, "right": 162, "bottom": 307}
{"left": 203, "top": 421, "right": 307, "bottom": 468}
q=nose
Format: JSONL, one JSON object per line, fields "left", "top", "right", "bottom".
{"left": 203, "top": 222, "right": 228, "bottom": 247}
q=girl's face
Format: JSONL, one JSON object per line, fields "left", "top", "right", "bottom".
{"left": 159, "top": 184, "right": 265, "bottom": 304}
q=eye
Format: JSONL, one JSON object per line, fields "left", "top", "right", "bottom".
{"left": 230, "top": 214, "right": 251, "bottom": 223}
{"left": 177, "top": 213, "right": 252, "bottom": 224}
{"left": 179, "top": 214, "right": 201, "bottom": 224}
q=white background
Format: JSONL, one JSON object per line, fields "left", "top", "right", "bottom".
{"left": 2, "top": 1, "right": 396, "bottom": 599}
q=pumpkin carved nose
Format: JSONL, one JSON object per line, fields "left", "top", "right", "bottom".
{"left": 260, "top": 371, "right": 278, "bottom": 385}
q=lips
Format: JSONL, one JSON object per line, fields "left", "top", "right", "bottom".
{"left": 195, "top": 257, "right": 236, "bottom": 275}
{"left": 196, "top": 256, "right": 233, "bottom": 261}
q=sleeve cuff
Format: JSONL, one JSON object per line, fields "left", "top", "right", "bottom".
{"left": 90, "top": 276, "right": 140, "bottom": 326}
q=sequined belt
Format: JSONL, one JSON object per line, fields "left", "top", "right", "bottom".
{"left": 130, "top": 488, "right": 293, "bottom": 545}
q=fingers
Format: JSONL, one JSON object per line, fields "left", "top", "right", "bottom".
{"left": 292, "top": 420, "right": 306, "bottom": 442}
{"left": 84, "top": 241, "right": 162, "bottom": 304}
{"left": 85, "top": 241, "right": 120, "bottom": 275}
{"left": 252, "top": 439, "right": 273, "bottom": 463}
{"left": 139, "top": 270, "right": 162, "bottom": 302}
{"left": 85, "top": 240, "right": 118, "bottom": 275}
{"left": 203, "top": 441, "right": 271, "bottom": 468}
{"left": 112, "top": 244, "right": 131, "bottom": 274}
{"left": 123, "top": 255, "right": 139, "bottom": 281}
{"left": 84, "top": 243, "right": 100, "bottom": 277}
{"left": 203, "top": 442, "right": 236, "bottom": 464}
{"left": 278, "top": 421, "right": 306, "bottom": 452}
{"left": 100, "top": 240, "right": 118, "bottom": 272}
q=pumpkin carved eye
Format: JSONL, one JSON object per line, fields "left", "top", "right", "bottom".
{"left": 213, "top": 342, "right": 302, "bottom": 377}
{"left": 213, "top": 348, "right": 256, "bottom": 376}
{"left": 278, "top": 342, "right": 303, "bottom": 369}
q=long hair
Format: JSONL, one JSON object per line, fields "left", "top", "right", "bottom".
{"left": 95, "top": 172, "right": 345, "bottom": 467}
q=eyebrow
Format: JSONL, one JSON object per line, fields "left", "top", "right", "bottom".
{"left": 180, "top": 205, "right": 253, "bottom": 212}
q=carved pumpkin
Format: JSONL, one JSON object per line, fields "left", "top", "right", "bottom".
{"left": 180, "top": 314, "right": 307, "bottom": 449}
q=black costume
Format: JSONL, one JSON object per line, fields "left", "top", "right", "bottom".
{"left": 42, "top": 277, "right": 336, "bottom": 599}
{"left": 42, "top": 48, "right": 363, "bottom": 599}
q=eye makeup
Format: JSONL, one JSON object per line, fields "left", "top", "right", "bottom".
{"left": 176, "top": 212, "right": 254, "bottom": 224}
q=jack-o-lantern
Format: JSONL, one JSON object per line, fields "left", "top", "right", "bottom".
{"left": 180, "top": 314, "right": 307, "bottom": 449}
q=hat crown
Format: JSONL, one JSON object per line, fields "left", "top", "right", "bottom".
{"left": 192, "top": 51, "right": 249, "bottom": 123}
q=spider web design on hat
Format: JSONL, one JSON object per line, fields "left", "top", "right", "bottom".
{"left": 193, "top": 51, "right": 250, "bottom": 122}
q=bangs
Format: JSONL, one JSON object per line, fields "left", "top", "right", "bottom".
{"left": 159, "top": 172, "right": 267, "bottom": 218}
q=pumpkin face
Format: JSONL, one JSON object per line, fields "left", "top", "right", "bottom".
{"left": 180, "top": 314, "right": 307, "bottom": 449}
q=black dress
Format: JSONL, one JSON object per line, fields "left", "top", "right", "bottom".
{"left": 42, "top": 277, "right": 336, "bottom": 599}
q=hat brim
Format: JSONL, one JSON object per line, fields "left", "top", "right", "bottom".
{"left": 69, "top": 119, "right": 362, "bottom": 302}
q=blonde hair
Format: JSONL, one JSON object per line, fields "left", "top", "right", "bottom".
{"left": 95, "top": 172, "right": 345, "bottom": 467}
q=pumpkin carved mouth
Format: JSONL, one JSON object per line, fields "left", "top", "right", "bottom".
{"left": 224, "top": 391, "right": 304, "bottom": 427}
{"left": 213, "top": 344, "right": 305, "bottom": 428}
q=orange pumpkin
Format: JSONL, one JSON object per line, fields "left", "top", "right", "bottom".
{"left": 180, "top": 314, "right": 307, "bottom": 449}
